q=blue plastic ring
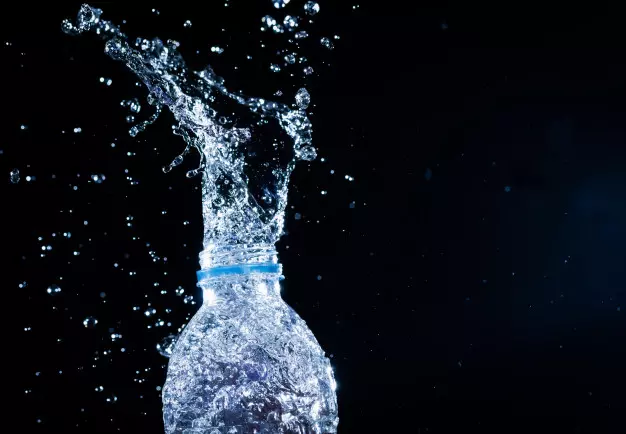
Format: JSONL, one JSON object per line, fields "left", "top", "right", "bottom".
{"left": 196, "top": 262, "right": 281, "bottom": 282}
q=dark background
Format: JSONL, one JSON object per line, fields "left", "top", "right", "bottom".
{"left": 2, "top": 2, "right": 625, "bottom": 433}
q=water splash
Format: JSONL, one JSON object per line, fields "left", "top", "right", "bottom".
{"left": 63, "top": 5, "right": 338, "bottom": 433}
{"left": 63, "top": 4, "right": 317, "bottom": 269}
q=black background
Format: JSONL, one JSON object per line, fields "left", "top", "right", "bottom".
{"left": 2, "top": 2, "right": 625, "bottom": 433}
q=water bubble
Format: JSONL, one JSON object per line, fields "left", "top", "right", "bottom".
{"left": 83, "top": 317, "right": 98, "bottom": 328}
{"left": 303, "top": 66, "right": 314, "bottom": 75}
{"left": 10, "top": 169, "right": 20, "bottom": 184}
{"left": 270, "top": 64, "right": 282, "bottom": 73}
{"left": 183, "top": 20, "right": 192, "bottom": 28}
{"left": 283, "top": 16, "right": 298, "bottom": 29}
{"left": 295, "top": 88, "right": 310, "bottom": 109}
{"left": 47, "top": 284, "right": 61, "bottom": 295}
{"left": 320, "top": 37, "right": 334, "bottom": 50}
{"left": 157, "top": 334, "right": 179, "bottom": 358}
{"left": 304, "top": 1, "right": 321, "bottom": 15}
{"left": 273, "top": 0, "right": 290, "bottom": 8}
{"left": 295, "top": 31, "right": 309, "bottom": 39}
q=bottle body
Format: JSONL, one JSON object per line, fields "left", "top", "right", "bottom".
{"left": 163, "top": 271, "right": 338, "bottom": 433}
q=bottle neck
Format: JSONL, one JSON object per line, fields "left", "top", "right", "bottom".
{"left": 198, "top": 244, "right": 278, "bottom": 269}
{"left": 196, "top": 245, "right": 282, "bottom": 303}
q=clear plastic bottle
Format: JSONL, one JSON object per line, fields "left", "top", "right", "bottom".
{"left": 163, "top": 256, "right": 339, "bottom": 433}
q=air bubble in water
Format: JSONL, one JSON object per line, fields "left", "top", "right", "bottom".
{"left": 47, "top": 284, "right": 62, "bottom": 295}
{"left": 10, "top": 169, "right": 20, "bottom": 184}
{"left": 83, "top": 317, "right": 98, "bottom": 328}
{"left": 295, "top": 88, "right": 310, "bottom": 109}
{"left": 157, "top": 334, "right": 179, "bottom": 358}
{"left": 304, "top": 1, "right": 320, "bottom": 15}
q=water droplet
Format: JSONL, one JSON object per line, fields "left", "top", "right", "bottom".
{"left": 262, "top": 15, "right": 277, "bottom": 27}
{"left": 349, "top": 201, "right": 356, "bottom": 209}
{"left": 504, "top": 186, "right": 511, "bottom": 192}
{"left": 294, "top": 212, "right": 302, "bottom": 220}
{"left": 284, "top": 53, "right": 296, "bottom": 64}
{"left": 129, "top": 99, "right": 141, "bottom": 113}
{"left": 10, "top": 169, "right": 20, "bottom": 184}
{"left": 126, "top": 115, "right": 135, "bottom": 123}
{"left": 91, "top": 174, "right": 106, "bottom": 183}
{"left": 297, "top": 145, "right": 317, "bottom": 161}
{"left": 273, "top": 0, "right": 290, "bottom": 8}
{"left": 20, "top": 124, "right": 27, "bottom": 130}
{"left": 295, "top": 88, "right": 310, "bottom": 109}
{"left": 283, "top": 16, "right": 298, "bottom": 29}
{"left": 320, "top": 37, "right": 334, "bottom": 50}
{"left": 157, "top": 334, "right": 179, "bottom": 358}
{"left": 304, "top": 1, "right": 321, "bottom": 16}
{"left": 270, "top": 64, "right": 282, "bottom": 73}
{"left": 183, "top": 20, "right": 192, "bottom": 28}
{"left": 47, "top": 284, "right": 61, "bottom": 295}
{"left": 210, "top": 46, "right": 224, "bottom": 54}
{"left": 317, "top": 275, "right": 322, "bottom": 280}
{"left": 76, "top": 4, "right": 101, "bottom": 32}
{"left": 73, "top": 127, "right": 82, "bottom": 133}
{"left": 303, "top": 66, "right": 314, "bottom": 75}
{"left": 83, "top": 317, "right": 98, "bottom": 328}
{"left": 295, "top": 31, "right": 309, "bottom": 39}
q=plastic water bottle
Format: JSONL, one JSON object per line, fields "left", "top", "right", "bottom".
{"left": 162, "top": 256, "right": 339, "bottom": 433}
